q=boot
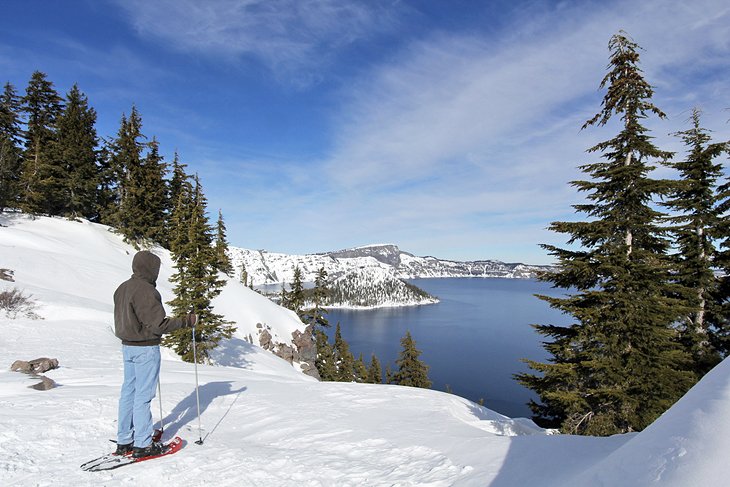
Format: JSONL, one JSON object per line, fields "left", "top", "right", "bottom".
{"left": 115, "top": 442, "right": 133, "bottom": 455}
{"left": 132, "top": 442, "right": 164, "bottom": 459}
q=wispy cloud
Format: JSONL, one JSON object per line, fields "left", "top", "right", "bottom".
{"left": 114, "top": 0, "right": 402, "bottom": 88}
{"left": 300, "top": 0, "right": 730, "bottom": 262}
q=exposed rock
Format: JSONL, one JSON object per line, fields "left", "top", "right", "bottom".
{"left": 0, "top": 268, "right": 14, "bottom": 282}
{"left": 11, "top": 357, "right": 59, "bottom": 374}
{"left": 292, "top": 325, "right": 317, "bottom": 363}
{"left": 30, "top": 375, "right": 57, "bottom": 391}
{"left": 256, "top": 323, "right": 321, "bottom": 380}
{"left": 328, "top": 244, "right": 403, "bottom": 267}
{"left": 258, "top": 326, "right": 273, "bottom": 350}
{"left": 276, "top": 344, "right": 295, "bottom": 364}
{"left": 292, "top": 324, "right": 320, "bottom": 379}
{"left": 10, "top": 357, "right": 59, "bottom": 391}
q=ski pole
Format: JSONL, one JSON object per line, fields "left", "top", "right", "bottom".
{"left": 156, "top": 378, "right": 164, "bottom": 441}
{"left": 192, "top": 321, "right": 204, "bottom": 445}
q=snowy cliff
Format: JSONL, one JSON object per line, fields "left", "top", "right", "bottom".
{"left": 228, "top": 243, "right": 553, "bottom": 287}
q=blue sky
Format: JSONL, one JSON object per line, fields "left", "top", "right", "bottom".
{"left": 2, "top": 0, "right": 729, "bottom": 264}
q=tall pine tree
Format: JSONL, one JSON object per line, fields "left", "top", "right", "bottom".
{"left": 105, "top": 106, "right": 145, "bottom": 232}
{"left": 52, "top": 84, "right": 100, "bottom": 219}
{"left": 711, "top": 169, "right": 730, "bottom": 357}
{"left": 663, "top": 108, "right": 729, "bottom": 375}
{"left": 19, "top": 71, "right": 63, "bottom": 214}
{"left": 517, "top": 32, "right": 695, "bottom": 435}
{"left": 0, "top": 82, "right": 23, "bottom": 209}
{"left": 137, "top": 137, "right": 169, "bottom": 244}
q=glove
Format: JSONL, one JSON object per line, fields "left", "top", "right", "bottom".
{"left": 186, "top": 313, "right": 198, "bottom": 328}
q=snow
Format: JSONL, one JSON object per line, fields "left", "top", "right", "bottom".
{"left": 1, "top": 213, "right": 729, "bottom": 486}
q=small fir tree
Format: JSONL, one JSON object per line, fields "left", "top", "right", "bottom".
{"left": 163, "top": 175, "right": 235, "bottom": 362}
{"left": 314, "top": 329, "right": 338, "bottom": 381}
{"left": 334, "top": 323, "right": 355, "bottom": 382}
{"left": 391, "top": 330, "right": 431, "bottom": 388}
{"left": 302, "top": 266, "right": 330, "bottom": 329}
{"left": 286, "top": 266, "right": 306, "bottom": 318}
{"left": 215, "top": 209, "right": 233, "bottom": 276}
{"left": 367, "top": 354, "right": 382, "bottom": 384}
{"left": 354, "top": 353, "right": 369, "bottom": 383}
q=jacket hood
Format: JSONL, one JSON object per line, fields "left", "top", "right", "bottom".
{"left": 132, "top": 251, "right": 161, "bottom": 285}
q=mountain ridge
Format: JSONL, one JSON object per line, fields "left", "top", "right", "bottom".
{"left": 229, "top": 243, "right": 554, "bottom": 286}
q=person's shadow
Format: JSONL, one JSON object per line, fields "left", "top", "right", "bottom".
{"left": 157, "top": 381, "right": 246, "bottom": 442}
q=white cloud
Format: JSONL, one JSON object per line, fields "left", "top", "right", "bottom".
{"left": 115, "top": 0, "right": 402, "bottom": 87}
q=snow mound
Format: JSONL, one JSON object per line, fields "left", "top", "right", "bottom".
{"left": 567, "top": 358, "right": 730, "bottom": 487}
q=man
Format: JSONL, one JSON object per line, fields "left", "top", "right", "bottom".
{"left": 113, "top": 250, "right": 196, "bottom": 458}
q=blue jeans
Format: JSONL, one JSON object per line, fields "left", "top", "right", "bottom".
{"left": 117, "top": 345, "right": 160, "bottom": 448}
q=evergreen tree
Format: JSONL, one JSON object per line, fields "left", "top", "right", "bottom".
{"left": 215, "top": 209, "right": 233, "bottom": 276}
{"left": 106, "top": 106, "right": 145, "bottom": 232}
{"left": 391, "top": 330, "right": 431, "bottom": 388}
{"left": 354, "top": 353, "right": 369, "bottom": 383}
{"left": 138, "top": 137, "right": 170, "bottom": 245}
{"left": 168, "top": 153, "right": 188, "bottom": 218}
{"left": 712, "top": 174, "right": 730, "bottom": 357}
{"left": 163, "top": 175, "right": 235, "bottom": 362}
{"left": 367, "top": 354, "right": 382, "bottom": 384}
{"left": 663, "top": 109, "right": 729, "bottom": 374}
{"left": 333, "top": 323, "right": 355, "bottom": 382}
{"left": 19, "top": 71, "right": 64, "bottom": 214}
{"left": 517, "top": 32, "right": 695, "bottom": 435}
{"left": 96, "top": 142, "right": 117, "bottom": 224}
{"left": 52, "top": 84, "right": 99, "bottom": 219}
{"left": 287, "top": 266, "right": 306, "bottom": 318}
{"left": 167, "top": 154, "right": 192, "bottom": 253}
{"left": 0, "top": 82, "right": 23, "bottom": 209}
{"left": 314, "top": 329, "right": 338, "bottom": 381}
{"left": 302, "top": 266, "right": 330, "bottom": 329}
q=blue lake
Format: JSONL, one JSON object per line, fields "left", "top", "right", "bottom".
{"left": 325, "top": 278, "right": 571, "bottom": 419}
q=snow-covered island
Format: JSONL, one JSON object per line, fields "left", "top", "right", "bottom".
{"left": 229, "top": 244, "right": 552, "bottom": 308}
{"left": 3, "top": 214, "right": 730, "bottom": 486}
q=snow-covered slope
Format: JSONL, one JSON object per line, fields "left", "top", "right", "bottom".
{"left": 2, "top": 213, "right": 729, "bottom": 486}
{"left": 0, "top": 213, "right": 308, "bottom": 370}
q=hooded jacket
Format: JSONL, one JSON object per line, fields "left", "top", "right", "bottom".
{"left": 114, "top": 251, "right": 186, "bottom": 346}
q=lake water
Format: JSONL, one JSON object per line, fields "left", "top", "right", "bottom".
{"left": 325, "top": 278, "right": 571, "bottom": 419}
